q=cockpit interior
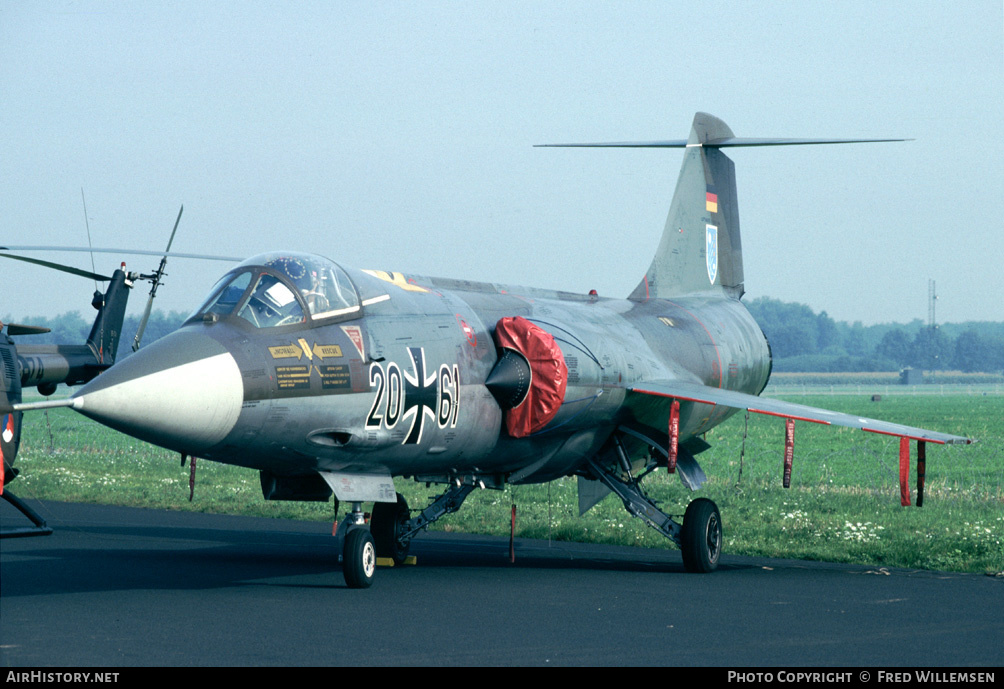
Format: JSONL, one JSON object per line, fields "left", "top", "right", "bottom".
{"left": 189, "top": 252, "right": 361, "bottom": 328}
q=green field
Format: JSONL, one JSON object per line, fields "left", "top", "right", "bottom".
{"left": 8, "top": 392, "right": 1003, "bottom": 574}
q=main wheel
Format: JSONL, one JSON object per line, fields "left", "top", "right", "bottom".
{"left": 681, "top": 498, "right": 722, "bottom": 573}
{"left": 343, "top": 528, "right": 376, "bottom": 588}
{"left": 371, "top": 492, "right": 411, "bottom": 565}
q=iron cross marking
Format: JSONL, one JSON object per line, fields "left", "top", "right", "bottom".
{"left": 401, "top": 347, "right": 438, "bottom": 444}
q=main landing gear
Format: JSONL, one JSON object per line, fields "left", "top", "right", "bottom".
{"left": 371, "top": 492, "right": 412, "bottom": 566}
{"left": 585, "top": 457, "right": 722, "bottom": 573}
{"left": 338, "top": 480, "right": 480, "bottom": 588}
{"left": 681, "top": 498, "right": 722, "bottom": 573}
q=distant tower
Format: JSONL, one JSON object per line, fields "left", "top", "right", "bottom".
{"left": 928, "top": 279, "right": 937, "bottom": 331}
{"left": 927, "top": 279, "right": 939, "bottom": 374}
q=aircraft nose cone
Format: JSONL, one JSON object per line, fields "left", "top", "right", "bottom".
{"left": 71, "top": 330, "right": 243, "bottom": 455}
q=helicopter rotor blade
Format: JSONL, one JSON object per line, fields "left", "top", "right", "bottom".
{"left": 132, "top": 205, "right": 183, "bottom": 352}
{"left": 0, "top": 246, "right": 241, "bottom": 262}
{"left": 0, "top": 252, "right": 112, "bottom": 281}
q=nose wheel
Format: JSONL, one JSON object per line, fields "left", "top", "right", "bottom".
{"left": 339, "top": 502, "right": 377, "bottom": 588}
{"left": 343, "top": 527, "right": 376, "bottom": 588}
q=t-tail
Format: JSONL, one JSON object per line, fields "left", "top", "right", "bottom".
{"left": 539, "top": 111, "right": 909, "bottom": 301}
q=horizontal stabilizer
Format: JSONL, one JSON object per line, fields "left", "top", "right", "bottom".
{"left": 629, "top": 379, "right": 972, "bottom": 445}
{"left": 5, "top": 323, "right": 52, "bottom": 336}
{"left": 536, "top": 137, "right": 910, "bottom": 148}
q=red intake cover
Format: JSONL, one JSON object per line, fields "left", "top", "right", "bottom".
{"left": 494, "top": 317, "right": 568, "bottom": 438}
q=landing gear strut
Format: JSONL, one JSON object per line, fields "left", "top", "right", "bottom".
{"left": 367, "top": 483, "right": 479, "bottom": 570}
{"left": 585, "top": 457, "right": 722, "bottom": 573}
{"left": 399, "top": 481, "right": 475, "bottom": 540}
{"left": 338, "top": 480, "right": 483, "bottom": 587}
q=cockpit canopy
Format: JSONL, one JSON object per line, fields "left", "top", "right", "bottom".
{"left": 189, "top": 252, "right": 360, "bottom": 329}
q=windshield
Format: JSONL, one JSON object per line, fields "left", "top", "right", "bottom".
{"left": 238, "top": 273, "right": 305, "bottom": 327}
{"left": 188, "top": 253, "right": 361, "bottom": 328}
{"left": 190, "top": 270, "right": 253, "bottom": 320}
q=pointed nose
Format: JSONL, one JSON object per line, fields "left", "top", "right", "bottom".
{"left": 71, "top": 329, "right": 243, "bottom": 454}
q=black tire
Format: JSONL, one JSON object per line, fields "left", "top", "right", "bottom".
{"left": 371, "top": 492, "right": 411, "bottom": 565}
{"left": 681, "top": 498, "right": 722, "bottom": 573}
{"left": 343, "top": 528, "right": 376, "bottom": 588}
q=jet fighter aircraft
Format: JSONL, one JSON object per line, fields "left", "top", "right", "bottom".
{"left": 7, "top": 113, "right": 972, "bottom": 586}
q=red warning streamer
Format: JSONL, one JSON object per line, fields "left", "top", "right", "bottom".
{"left": 189, "top": 456, "right": 197, "bottom": 502}
{"left": 783, "top": 417, "right": 795, "bottom": 488}
{"left": 667, "top": 400, "right": 680, "bottom": 473}
{"left": 899, "top": 437, "right": 911, "bottom": 506}
{"left": 510, "top": 504, "right": 517, "bottom": 563}
{"left": 916, "top": 440, "right": 926, "bottom": 508}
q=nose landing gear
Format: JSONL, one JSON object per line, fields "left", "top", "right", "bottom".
{"left": 339, "top": 502, "right": 376, "bottom": 589}
{"left": 337, "top": 481, "right": 482, "bottom": 588}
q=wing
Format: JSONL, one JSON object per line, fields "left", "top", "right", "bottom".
{"left": 629, "top": 379, "right": 972, "bottom": 445}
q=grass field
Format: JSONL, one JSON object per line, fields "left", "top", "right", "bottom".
{"left": 8, "top": 392, "right": 1002, "bottom": 574}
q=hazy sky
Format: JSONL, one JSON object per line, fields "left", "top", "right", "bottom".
{"left": 2, "top": 1, "right": 1002, "bottom": 328}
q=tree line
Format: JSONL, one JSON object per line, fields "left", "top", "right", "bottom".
{"left": 3, "top": 309, "right": 188, "bottom": 361}
{"left": 745, "top": 297, "right": 1004, "bottom": 373}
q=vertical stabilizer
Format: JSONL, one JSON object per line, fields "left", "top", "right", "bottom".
{"left": 629, "top": 113, "right": 744, "bottom": 301}
{"left": 86, "top": 269, "right": 131, "bottom": 365}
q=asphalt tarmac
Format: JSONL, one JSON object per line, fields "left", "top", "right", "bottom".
{"left": 1, "top": 498, "right": 1001, "bottom": 667}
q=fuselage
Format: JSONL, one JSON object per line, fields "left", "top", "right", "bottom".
{"left": 70, "top": 253, "right": 772, "bottom": 486}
